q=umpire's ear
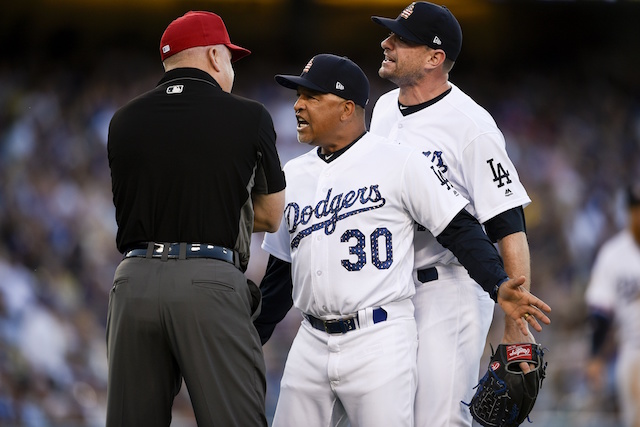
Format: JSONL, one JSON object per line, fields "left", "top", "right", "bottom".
{"left": 208, "top": 46, "right": 224, "bottom": 72}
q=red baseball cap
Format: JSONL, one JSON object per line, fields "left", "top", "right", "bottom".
{"left": 160, "top": 11, "right": 251, "bottom": 63}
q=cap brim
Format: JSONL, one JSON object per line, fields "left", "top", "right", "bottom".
{"left": 274, "top": 74, "right": 327, "bottom": 94}
{"left": 371, "top": 16, "right": 423, "bottom": 45}
{"left": 227, "top": 44, "right": 251, "bottom": 63}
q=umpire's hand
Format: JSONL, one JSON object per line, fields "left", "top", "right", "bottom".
{"left": 497, "top": 276, "right": 551, "bottom": 335}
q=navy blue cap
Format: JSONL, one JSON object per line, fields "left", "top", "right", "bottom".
{"left": 275, "top": 54, "right": 369, "bottom": 108}
{"left": 372, "top": 2, "right": 462, "bottom": 61}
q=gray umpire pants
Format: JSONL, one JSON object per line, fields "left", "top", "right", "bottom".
{"left": 106, "top": 255, "right": 267, "bottom": 427}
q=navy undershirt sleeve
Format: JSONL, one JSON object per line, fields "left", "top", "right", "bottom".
{"left": 253, "top": 255, "right": 293, "bottom": 345}
{"left": 588, "top": 310, "right": 613, "bottom": 357}
{"left": 483, "top": 206, "right": 526, "bottom": 243}
{"left": 436, "top": 209, "right": 509, "bottom": 300}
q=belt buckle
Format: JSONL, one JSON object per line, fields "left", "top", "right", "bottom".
{"left": 324, "top": 317, "right": 357, "bottom": 334}
{"left": 152, "top": 243, "right": 166, "bottom": 256}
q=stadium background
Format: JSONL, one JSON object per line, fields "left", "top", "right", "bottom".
{"left": 0, "top": 0, "right": 639, "bottom": 425}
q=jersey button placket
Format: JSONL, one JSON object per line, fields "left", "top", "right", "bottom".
{"left": 314, "top": 175, "right": 332, "bottom": 314}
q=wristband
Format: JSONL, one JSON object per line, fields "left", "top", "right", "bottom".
{"left": 490, "top": 278, "right": 508, "bottom": 302}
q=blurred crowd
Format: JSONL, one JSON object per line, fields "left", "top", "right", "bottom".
{"left": 0, "top": 44, "right": 638, "bottom": 426}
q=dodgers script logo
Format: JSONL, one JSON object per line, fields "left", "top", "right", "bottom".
{"left": 285, "top": 185, "right": 386, "bottom": 249}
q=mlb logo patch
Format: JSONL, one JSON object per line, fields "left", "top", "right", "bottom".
{"left": 166, "top": 85, "right": 184, "bottom": 94}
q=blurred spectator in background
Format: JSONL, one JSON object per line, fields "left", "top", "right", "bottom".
{"left": 585, "top": 183, "right": 640, "bottom": 427}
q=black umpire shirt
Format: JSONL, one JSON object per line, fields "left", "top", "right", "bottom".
{"left": 108, "top": 67, "right": 286, "bottom": 270}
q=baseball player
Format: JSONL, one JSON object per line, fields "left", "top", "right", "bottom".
{"left": 369, "top": 2, "right": 545, "bottom": 426}
{"left": 255, "top": 54, "right": 550, "bottom": 427}
{"left": 585, "top": 184, "right": 640, "bottom": 427}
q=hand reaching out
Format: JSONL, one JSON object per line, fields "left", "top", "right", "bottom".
{"left": 497, "top": 276, "right": 551, "bottom": 335}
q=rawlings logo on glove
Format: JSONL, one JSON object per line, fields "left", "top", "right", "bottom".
{"left": 466, "top": 343, "right": 547, "bottom": 427}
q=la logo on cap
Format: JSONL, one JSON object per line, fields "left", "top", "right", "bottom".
{"left": 400, "top": 2, "right": 415, "bottom": 19}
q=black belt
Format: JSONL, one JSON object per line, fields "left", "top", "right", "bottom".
{"left": 417, "top": 267, "right": 438, "bottom": 283}
{"left": 123, "top": 242, "right": 236, "bottom": 266}
{"left": 303, "top": 308, "right": 387, "bottom": 334}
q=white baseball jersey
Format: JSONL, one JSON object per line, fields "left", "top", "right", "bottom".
{"left": 586, "top": 229, "right": 640, "bottom": 427}
{"left": 586, "top": 229, "right": 640, "bottom": 350}
{"left": 370, "top": 83, "right": 531, "bottom": 427}
{"left": 370, "top": 83, "right": 531, "bottom": 270}
{"left": 262, "top": 131, "right": 468, "bottom": 318}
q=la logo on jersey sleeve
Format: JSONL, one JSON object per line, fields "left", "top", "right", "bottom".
{"left": 486, "top": 158, "right": 514, "bottom": 196}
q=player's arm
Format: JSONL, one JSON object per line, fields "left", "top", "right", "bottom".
{"left": 253, "top": 254, "right": 293, "bottom": 345}
{"left": 436, "top": 209, "right": 507, "bottom": 297}
{"left": 436, "top": 209, "right": 550, "bottom": 333}
{"left": 484, "top": 207, "right": 536, "bottom": 345}
{"left": 588, "top": 308, "right": 613, "bottom": 358}
{"left": 585, "top": 306, "right": 613, "bottom": 391}
{"left": 497, "top": 232, "right": 535, "bottom": 343}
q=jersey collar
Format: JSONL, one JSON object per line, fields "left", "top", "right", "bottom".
{"left": 158, "top": 67, "right": 221, "bottom": 89}
{"left": 398, "top": 87, "right": 452, "bottom": 116}
{"left": 317, "top": 131, "right": 367, "bottom": 163}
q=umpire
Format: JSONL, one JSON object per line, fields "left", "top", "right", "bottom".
{"left": 106, "top": 10, "right": 285, "bottom": 427}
